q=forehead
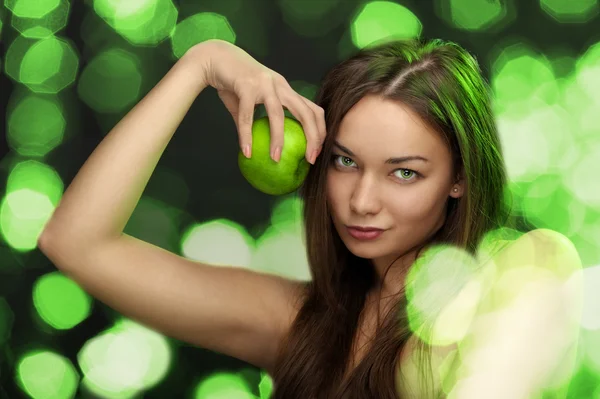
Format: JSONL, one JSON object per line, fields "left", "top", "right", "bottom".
{"left": 337, "top": 95, "right": 448, "bottom": 158}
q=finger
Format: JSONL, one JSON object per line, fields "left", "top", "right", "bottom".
{"left": 262, "top": 91, "right": 285, "bottom": 163}
{"left": 299, "top": 96, "right": 327, "bottom": 158}
{"left": 238, "top": 92, "right": 256, "bottom": 158}
{"left": 280, "top": 92, "right": 322, "bottom": 164}
{"left": 218, "top": 90, "right": 240, "bottom": 131}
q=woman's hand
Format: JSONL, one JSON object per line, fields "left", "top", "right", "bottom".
{"left": 197, "top": 39, "right": 326, "bottom": 164}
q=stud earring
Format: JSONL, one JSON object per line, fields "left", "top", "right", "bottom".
{"left": 453, "top": 187, "right": 458, "bottom": 192}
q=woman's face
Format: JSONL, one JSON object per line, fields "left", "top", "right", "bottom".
{"left": 326, "top": 95, "right": 464, "bottom": 275}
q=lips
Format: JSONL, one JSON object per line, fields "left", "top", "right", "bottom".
{"left": 347, "top": 226, "right": 383, "bottom": 231}
{"left": 346, "top": 226, "right": 385, "bottom": 240}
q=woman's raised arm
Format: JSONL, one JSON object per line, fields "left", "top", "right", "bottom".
{"left": 36, "top": 40, "right": 324, "bottom": 373}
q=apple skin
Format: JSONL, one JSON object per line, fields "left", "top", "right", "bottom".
{"left": 238, "top": 116, "right": 311, "bottom": 195}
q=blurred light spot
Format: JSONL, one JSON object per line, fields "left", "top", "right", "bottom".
{"left": 171, "top": 13, "right": 236, "bottom": 59}
{"left": 405, "top": 245, "right": 480, "bottom": 345}
{"left": 78, "top": 319, "right": 172, "bottom": 398}
{"left": 491, "top": 42, "right": 558, "bottom": 113}
{"left": 16, "top": 350, "right": 79, "bottom": 399}
{"left": 193, "top": 372, "right": 254, "bottom": 399}
{"left": 351, "top": 1, "right": 422, "bottom": 49}
{"left": 5, "top": 0, "right": 61, "bottom": 19}
{"left": 7, "top": 95, "right": 66, "bottom": 157}
{"left": 251, "top": 222, "right": 310, "bottom": 281}
{"left": 93, "top": 0, "right": 178, "bottom": 46}
{"left": 578, "top": 265, "right": 600, "bottom": 330}
{"left": 540, "top": 0, "right": 599, "bottom": 23}
{"left": 181, "top": 219, "right": 254, "bottom": 267}
{"left": 10, "top": 0, "right": 70, "bottom": 39}
{"left": 33, "top": 271, "right": 93, "bottom": 330}
{"left": 77, "top": 48, "right": 142, "bottom": 113}
{"left": 0, "top": 189, "right": 55, "bottom": 251}
{"left": 6, "top": 160, "right": 63, "bottom": 206}
{"left": 258, "top": 370, "right": 273, "bottom": 399}
{"left": 435, "top": 0, "right": 516, "bottom": 31}
{"left": 4, "top": 34, "right": 79, "bottom": 93}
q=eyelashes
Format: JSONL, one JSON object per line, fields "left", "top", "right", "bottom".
{"left": 330, "top": 154, "right": 421, "bottom": 182}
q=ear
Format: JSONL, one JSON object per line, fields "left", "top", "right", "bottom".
{"left": 449, "top": 175, "right": 465, "bottom": 199}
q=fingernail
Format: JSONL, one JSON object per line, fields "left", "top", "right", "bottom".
{"left": 309, "top": 148, "right": 319, "bottom": 165}
{"left": 272, "top": 146, "right": 281, "bottom": 163}
{"left": 243, "top": 145, "right": 251, "bottom": 158}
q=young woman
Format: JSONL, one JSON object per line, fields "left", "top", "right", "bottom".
{"left": 38, "top": 39, "right": 581, "bottom": 398}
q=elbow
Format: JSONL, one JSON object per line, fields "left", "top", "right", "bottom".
{"left": 37, "top": 230, "right": 54, "bottom": 252}
{"left": 37, "top": 230, "right": 66, "bottom": 266}
{"left": 37, "top": 223, "right": 65, "bottom": 254}
{"left": 37, "top": 228, "right": 82, "bottom": 272}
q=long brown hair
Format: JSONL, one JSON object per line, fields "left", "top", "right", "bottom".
{"left": 271, "top": 37, "right": 511, "bottom": 398}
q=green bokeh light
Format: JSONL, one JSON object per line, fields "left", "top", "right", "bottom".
{"left": 405, "top": 245, "right": 480, "bottom": 345}
{"left": 519, "top": 175, "right": 587, "bottom": 236}
{"left": 491, "top": 42, "right": 558, "bottom": 113}
{"left": 93, "top": 0, "right": 178, "bottom": 46}
{"left": 16, "top": 350, "right": 79, "bottom": 399}
{"left": 0, "top": 189, "right": 55, "bottom": 251}
{"left": 540, "top": 0, "right": 599, "bottom": 23}
{"left": 575, "top": 42, "right": 600, "bottom": 106}
{"left": 4, "top": 35, "right": 79, "bottom": 93}
{"left": 560, "top": 71, "right": 598, "bottom": 139}
{"left": 193, "top": 372, "right": 254, "bottom": 399}
{"left": 580, "top": 266, "right": 600, "bottom": 330}
{"left": 7, "top": 95, "right": 66, "bottom": 157}
{"left": 351, "top": 1, "right": 422, "bottom": 49}
{"left": 435, "top": 0, "right": 514, "bottom": 31}
{"left": 171, "top": 13, "right": 236, "bottom": 59}
{"left": 269, "top": 195, "right": 303, "bottom": 234}
{"left": 258, "top": 371, "right": 273, "bottom": 399}
{"left": 1, "top": 160, "right": 62, "bottom": 251}
{"left": 497, "top": 104, "right": 571, "bottom": 180}
{"left": 564, "top": 144, "right": 600, "bottom": 208}
{"left": 180, "top": 219, "right": 255, "bottom": 267}
{"left": 77, "top": 48, "right": 142, "bottom": 113}
{"left": 6, "top": 160, "right": 64, "bottom": 207}
{"left": 78, "top": 319, "right": 172, "bottom": 398}
{"left": 10, "top": 0, "right": 70, "bottom": 39}
{"left": 251, "top": 221, "right": 311, "bottom": 281}
{"left": 33, "top": 271, "right": 93, "bottom": 330}
{"left": 5, "top": 0, "right": 60, "bottom": 19}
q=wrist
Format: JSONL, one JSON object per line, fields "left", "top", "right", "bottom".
{"left": 180, "top": 40, "right": 222, "bottom": 88}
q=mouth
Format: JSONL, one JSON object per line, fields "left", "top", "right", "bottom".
{"left": 345, "top": 226, "right": 386, "bottom": 241}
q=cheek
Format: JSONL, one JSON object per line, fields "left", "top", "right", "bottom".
{"left": 387, "top": 187, "right": 448, "bottom": 220}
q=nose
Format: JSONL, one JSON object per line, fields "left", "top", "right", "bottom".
{"left": 349, "top": 176, "right": 382, "bottom": 216}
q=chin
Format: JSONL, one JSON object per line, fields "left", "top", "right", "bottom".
{"left": 341, "top": 237, "right": 388, "bottom": 259}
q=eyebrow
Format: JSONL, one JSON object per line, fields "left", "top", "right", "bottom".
{"left": 333, "top": 141, "right": 430, "bottom": 164}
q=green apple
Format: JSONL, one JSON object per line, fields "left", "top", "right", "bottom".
{"left": 238, "top": 116, "right": 311, "bottom": 195}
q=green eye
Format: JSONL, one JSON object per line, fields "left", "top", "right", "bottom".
{"left": 331, "top": 155, "right": 355, "bottom": 168}
{"left": 395, "top": 169, "right": 416, "bottom": 180}
{"left": 340, "top": 156, "right": 354, "bottom": 167}
{"left": 330, "top": 154, "right": 420, "bottom": 183}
